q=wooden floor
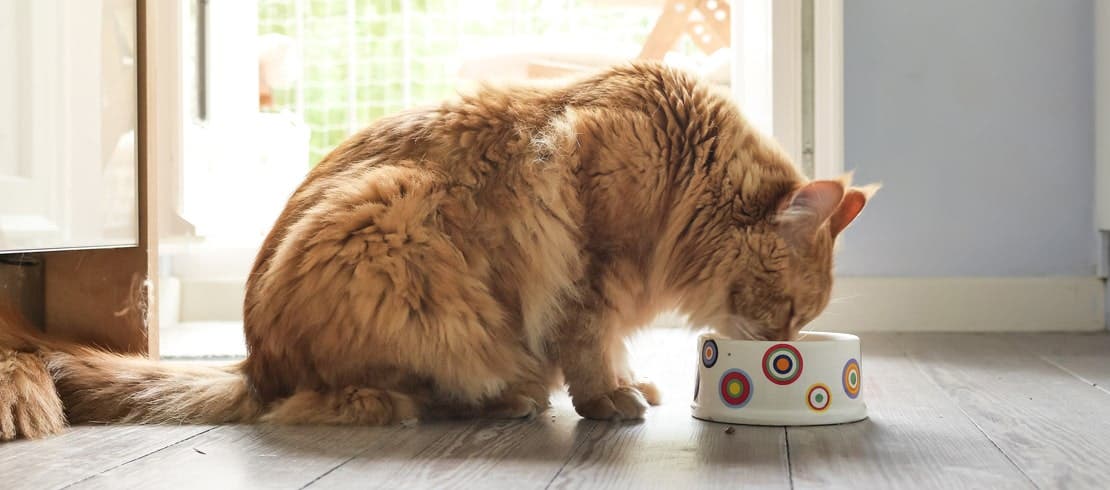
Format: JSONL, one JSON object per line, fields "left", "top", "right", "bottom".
{"left": 4, "top": 331, "right": 1110, "bottom": 489}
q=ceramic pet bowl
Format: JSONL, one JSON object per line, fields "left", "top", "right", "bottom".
{"left": 691, "top": 332, "right": 867, "bottom": 426}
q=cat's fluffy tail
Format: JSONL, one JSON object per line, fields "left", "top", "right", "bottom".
{"left": 47, "top": 348, "right": 262, "bottom": 425}
{"left": 0, "top": 305, "right": 261, "bottom": 439}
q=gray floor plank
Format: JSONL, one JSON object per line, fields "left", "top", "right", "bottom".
{"left": 548, "top": 329, "right": 791, "bottom": 490}
{"left": 311, "top": 397, "right": 595, "bottom": 489}
{"left": 548, "top": 396, "right": 790, "bottom": 489}
{"left": 787, "top": 334, "right": 1033, "bottom": 490}
{"left": 0, "top": 425, "right": 212, "bottom": 490}
{"left": 6, "top": 332, "right": 1110, "bottom": 489}
{"left": 1008, "top": 333, "right": 1110, "bottom": 394}
{"left": 898, "top": 333, "right": 1110, "bottom": 489}
{"left": 300, "top": 421, "right": 471, "bottom": 489}
{"left": 67, "top": 424, "right": 402, "bottom": 490}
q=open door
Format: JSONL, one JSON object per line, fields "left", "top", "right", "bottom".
{"left": 0, "top": 0, "right": 159, "bottom": 356}
{"left": 0, "top": 0, "right": 139, "bottom": 253}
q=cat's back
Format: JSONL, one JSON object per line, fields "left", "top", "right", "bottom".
{"left": 296, "top": 61, "right": 712, "bottom": 186}
{"left": 241, "top": 74, "right": 594, "bottom": 400}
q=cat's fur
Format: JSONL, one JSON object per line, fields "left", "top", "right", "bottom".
{"left": 0, "top": 63, "right": 875, "bottom": 440}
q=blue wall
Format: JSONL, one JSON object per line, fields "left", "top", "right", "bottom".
{"left": 838, "top": 0, "right": 1096, "bottom": 276}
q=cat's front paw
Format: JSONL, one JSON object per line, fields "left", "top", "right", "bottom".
{"left": 574, "top": 386, "right": 649, "bottom": 421}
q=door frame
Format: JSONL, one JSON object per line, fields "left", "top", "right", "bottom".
{"left": 731, "top": 0, "right": 843, "bottom": 180}
{"left": 41, "top": 0, "right": 162, "bottom": 356}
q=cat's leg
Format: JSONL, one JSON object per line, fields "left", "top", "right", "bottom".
{"left": 557, "top": 308, "right": 651, "bottom": 421}
{"left": 260, "top": 386, "right": 420, "bottom": 426}
{"left": 610, "top": 341, "right": 661, "bottom": 406}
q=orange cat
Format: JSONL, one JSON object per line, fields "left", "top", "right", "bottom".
{"left": 1, "top": 62, "right": 875, "bottom": 440}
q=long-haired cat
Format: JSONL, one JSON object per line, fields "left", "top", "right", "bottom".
{"left": 0, "top": 62, "right": 875, "bottom": 440}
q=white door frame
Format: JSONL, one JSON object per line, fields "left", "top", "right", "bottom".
{"left": 811, "top": 0, "right": 844, "bottom": 181}
{"left": 731, "top": 0, "right": 843, "bottom": 180}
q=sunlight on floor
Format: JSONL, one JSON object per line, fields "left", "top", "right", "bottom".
{"left": 159, "top": 315, "right": 697, "bottom": 367}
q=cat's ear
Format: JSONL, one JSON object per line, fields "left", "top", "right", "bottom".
{"left": 777, "top": 180, "right": 846, "bottom": 242}
{"left": 778, "top": 180, "right": 846, "bottom": 225}
{"left": 830, "top": 183, "right": 880, "bottom": 238}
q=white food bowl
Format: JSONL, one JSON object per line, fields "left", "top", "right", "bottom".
{"left": 691, "top": 332, "right": 868, "bottom": 426}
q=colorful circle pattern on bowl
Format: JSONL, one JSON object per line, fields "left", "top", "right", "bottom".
{"left": 702, "top": 339, "right": 718, "bottom": 368}
{"left": 692, "top": 332, "right": 867, "bottom": 425}
{"left": 718, "top": 369, "right": 753, "bottom": 408}
{"left": 807, "top": 383, "right": 831, "bottom": 411}
{"left": 842, "top": 358, "right": 861, "bottom": 399}
{"left": 762, "top": 343, "right": 804, "bottom": 385}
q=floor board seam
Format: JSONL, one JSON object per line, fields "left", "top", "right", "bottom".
{"left": 899, "top": 336, "right": 1041, "bottom": 490}
{"left": 1034, "top": 353, "right": 1105, "bottom": 395}
{"left": 543, "top": 419, "right": 601, "bottom": 490}
{"left": 1001, "top": 335, "right": 1110, "bottom": 396}
{"left": 784, "top": 427, "right": 795, "bottom": 490}
{"left": 59, "top": 426, "right": 218, "bottom": 489}
{"left": 298, "top": 427, "right": 404, "bottom": 490}
{"left": 1033, "top": 355, "right": 1110, "bottom": 397}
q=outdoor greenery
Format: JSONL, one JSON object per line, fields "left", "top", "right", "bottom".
{"left": 258, "top": 0, "right": 663, "bottom": 166}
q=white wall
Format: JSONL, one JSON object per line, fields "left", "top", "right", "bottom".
{"left": 808, "top": 0, "right": 1104, "bottom": 332}
{"left": 839, "top": 0, "right": 1096, "bottom": 277}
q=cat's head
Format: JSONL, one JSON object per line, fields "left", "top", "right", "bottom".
{"left": 710, "top": 176, "right": 877, "bottom": 341}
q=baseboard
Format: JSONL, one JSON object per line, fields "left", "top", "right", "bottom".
{"left": 807, "top": 276, "right": 1106, "bottom": 333}
{"left": 173, "top": 276, "right": 1107, "bottom": 332}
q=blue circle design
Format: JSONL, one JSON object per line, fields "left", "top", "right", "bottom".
{"left": 842, "top": 358, "right": 861, "bottom": 399}
{"left": 702, "top": 339, "right": 719, "bottom": 368}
